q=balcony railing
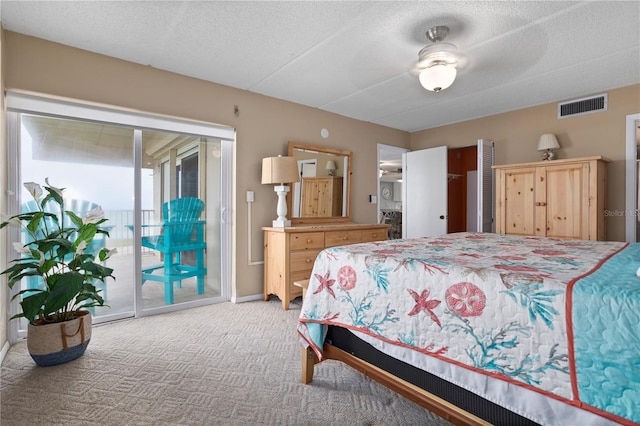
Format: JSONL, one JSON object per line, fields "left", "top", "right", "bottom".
{"left": 103, "top": 210, "right": 155, "bottom": 254}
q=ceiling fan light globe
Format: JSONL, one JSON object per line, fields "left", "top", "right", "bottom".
{"left": 419, "top": 63, "right": 457, "bottom": 92}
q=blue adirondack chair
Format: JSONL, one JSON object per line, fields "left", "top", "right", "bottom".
{"left": 141, "top": 197, "right": 207, "bottom": 304}
{"left": 20, "top": 199, "right": 110, "bottom": 300}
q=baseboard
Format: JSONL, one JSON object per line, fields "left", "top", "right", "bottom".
{"left": 231, "top": 293, "right": 263, "bottom": 304}
{"left": 0, "top": 340, "right": 10, "bottom": 364}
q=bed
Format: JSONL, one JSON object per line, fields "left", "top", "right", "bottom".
{"left": 297, "top": 232, "right": 639, "bottom": 426}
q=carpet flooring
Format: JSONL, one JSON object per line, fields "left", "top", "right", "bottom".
{"left": 1, "top": 299, "right": 451, "bottom": 426}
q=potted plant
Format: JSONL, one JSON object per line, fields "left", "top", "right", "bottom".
{"left": 0, "top": 179, "right": 115, "bottom": 366}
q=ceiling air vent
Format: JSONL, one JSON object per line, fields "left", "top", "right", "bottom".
{"left": 558, "top": 93, "right": 607, "bottom": 119}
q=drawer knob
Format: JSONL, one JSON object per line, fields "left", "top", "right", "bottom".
{"left": 306, "top": 238, "right": 312, "bottom": 243}
{"left": 306, "top": 258, "right": 311, "bottom": 263}
{"left": 343, "top": 236, "right": 348, "bottom": 240}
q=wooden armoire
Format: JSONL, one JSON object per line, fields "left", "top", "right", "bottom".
{"left": 493, "top": 156, "right": 609, "bottom": 240}
{"left": 300, "top": 176, "right": 343, "bottom": 217}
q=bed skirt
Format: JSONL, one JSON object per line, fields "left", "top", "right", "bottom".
{"left": 326, "top": 325, "right": 538, "bottom": 425}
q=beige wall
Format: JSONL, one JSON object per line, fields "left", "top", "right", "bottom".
{"left": 1, "top": 31, "right": 410, "bottom": 303}
{"left": 410, "top": 84, "right": 640, "bottom": 242}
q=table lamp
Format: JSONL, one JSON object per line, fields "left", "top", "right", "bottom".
{"left": 325, "top": 160, "right": 337, "bottom": 176}
{"left": 262, "top": 155, "right": 300, "bottom": 227}
{"left": 537, "top": 134, "right": 560, "bottom": 160}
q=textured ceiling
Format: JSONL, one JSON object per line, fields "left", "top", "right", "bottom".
{"left": 1, "top": 1, "right": 639, "bottom": 132}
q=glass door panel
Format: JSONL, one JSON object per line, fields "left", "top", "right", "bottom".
{"left": 18, "top": 114, "right": 136, "bottom": 327}
{"left": 140, "top": 131, "right": 222, "bottom": 310}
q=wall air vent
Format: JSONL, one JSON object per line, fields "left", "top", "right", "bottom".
{"left": 558, "top": 93, "right": 607, "bottom": 119}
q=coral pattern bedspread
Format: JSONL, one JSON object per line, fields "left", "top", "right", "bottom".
{"left": 297, "top": 233, "right": 640, "bottom": 425}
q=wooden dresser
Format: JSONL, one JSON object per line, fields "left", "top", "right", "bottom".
{"left": 263, "top": 223, "right": 389, "bottom": 309}
{"left": 493, "top": 156, "right": 609, "bottom": 240}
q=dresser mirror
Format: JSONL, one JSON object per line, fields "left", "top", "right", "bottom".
{"left": 287, "top": 141, "right": 351, "bottom": 224}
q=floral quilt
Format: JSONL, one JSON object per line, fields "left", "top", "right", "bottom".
{"left": 297, "top": 232, "right": 639, "bottom": 425}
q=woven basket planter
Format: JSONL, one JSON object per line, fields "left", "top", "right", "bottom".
{"left": 27, "top": 310, "right": 92, "bottom": 367}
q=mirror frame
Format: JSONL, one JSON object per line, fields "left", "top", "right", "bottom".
{"left": 288, "top": 141, "right": 352, "bottom": 224}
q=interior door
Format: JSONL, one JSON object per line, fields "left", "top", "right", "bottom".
{"left": 403, "top": 146, "right": 448, "bottom": 238}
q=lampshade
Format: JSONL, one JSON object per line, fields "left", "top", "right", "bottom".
{"left": 537, "top": 134, "right": 560, "bottom": 151}
{"left": 261, "top": 156, "right": 300, "bottom": 185}
{"left": 325, "top": 160, "right": 337, "bottom": 171}
{"left": 419, "top": 62, "right": 457, "bottom": 92}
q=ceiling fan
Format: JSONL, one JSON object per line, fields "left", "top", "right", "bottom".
{"left": 416, "top": 26, "right": 459, "bottom": 92}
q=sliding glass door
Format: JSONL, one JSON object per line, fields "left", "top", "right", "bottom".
{"left": 139, "top": 130, "right": 224, "bottom": 310}
{"left": 15, "top": 114, "right": 137, "bottom": 326}
{"left": 5, "top": 92, "right": 233, "bottom": 340}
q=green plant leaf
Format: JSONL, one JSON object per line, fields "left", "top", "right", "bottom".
{"left": 66, "top": 210, "right": 83, "bottom": 227}
{"left": 82, "top": 262, "right": 114, "bottom": 278}
{"left": 43, "top": 185, "right": 65, "bottom": 205}
{"left": 1, "top": 262, "right": 41, "bottom": 288}
{"left": 26, "top": 212, "right": 47, "bottom": 234}
{"left": 20, "top": 292, "right": 48, "bottom": 323}
{"left": 43, "top": 272, "right": 84, "bottom": 315}
{"left": 75, "top": 225, "right": 98, "bottom": 246}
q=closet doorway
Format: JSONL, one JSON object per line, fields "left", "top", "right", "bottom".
{"left": 447, "top": 145, "right": 480, "bottom": 233}
{"left": 397, "top": 140, "right": 494, "bottom": 239}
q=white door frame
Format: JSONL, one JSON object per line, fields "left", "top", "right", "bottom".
{"left": 377, "top": 144, "right": 409, "bottom": 225}
{"left": 625, "top": 113, "right": 640, "bottom": 242}
{"left": 293, "top": 159, "right": 316, "bottom": 217}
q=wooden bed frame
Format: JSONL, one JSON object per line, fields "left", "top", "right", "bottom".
{"left": 302, "top": 345, "right": 489, "bottom": 426}
{"left": 301, "top": 325, "right": 539, "bottom": 426}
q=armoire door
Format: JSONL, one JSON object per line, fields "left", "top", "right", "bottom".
{"left": 539, "top": 162, "right": 589, "bottom": 239}
{"left": 496, "top": 167, "right": 537, "bottom": 236}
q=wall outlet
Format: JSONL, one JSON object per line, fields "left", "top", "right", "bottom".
{"left": 246, "top": 190, "right": 255, "bottom": 203}
{"left": 369, "top": 195, "right": 377, "bottom": 203}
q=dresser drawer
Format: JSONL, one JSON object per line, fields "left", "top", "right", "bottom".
{"left": 325, "top": 230, "right": 362, "bottom": 247}
{"left": 290, "top": 249, "right": 322, "bottom": 273}
{"left": 290, "top": 232, "right": 324, "bottom": 250}
{"left": 362, "top": 228, "right": 387, "bottom": 242}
